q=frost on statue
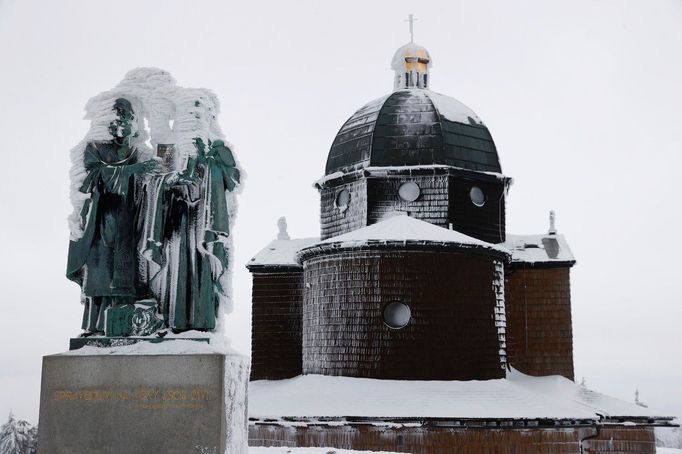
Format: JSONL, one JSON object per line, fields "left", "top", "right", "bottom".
{"left": 65, "top": 68, "right": 241, "bottom": 343}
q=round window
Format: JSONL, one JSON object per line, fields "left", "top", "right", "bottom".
{"left": 398, "top": 182, "right": 420, "bottom": 202}
{"left": 469, "top": 186, "right": 486, "bottom": 207}
{"left": 335, "top": 189, "right": 351, "bottom": 212}
{"left": 383, "top": 301, "right": 411, "bottom": 329}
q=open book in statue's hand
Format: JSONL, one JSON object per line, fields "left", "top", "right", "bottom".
{"left": 166, "top": 155, "right": 198, "bottom": 186}
{"left": 166, "top": 168, "right": 198, "bottom": 187}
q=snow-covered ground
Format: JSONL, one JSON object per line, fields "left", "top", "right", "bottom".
{"left": 657, "top": 448, "right": 682, "bottom": 453}
{"left": 657, "top": 427, "right": 682, "bottom": 450}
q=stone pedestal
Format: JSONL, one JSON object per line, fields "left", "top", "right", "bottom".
{"left": 38, "top": 351, "right": 249, "bottom": 454}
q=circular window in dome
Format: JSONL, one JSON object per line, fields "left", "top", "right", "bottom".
{"left": 383, "top": 301, "right": 411, "bottom": 329}
{"left": 335, "top": 189, "right": 351, "bottom": 213}
{"left": 469, "top": 186, "right": 486, "bottom": 207}
{"left": 398, "top": 182, "right": 420, "bottom": 202}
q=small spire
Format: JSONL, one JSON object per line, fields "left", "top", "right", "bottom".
{"left": 405, "top": 14, "right": 418, "bottom": 43}
{"left": 390, "top": 15, "right": 431, "bottom": 91}
{"left": 580, "top": 377, "right": 586, "bottom": 387}
{"left": 548, "top": 210, "right": 557, "bottom": 235}
{"left": 635, "top": 389, "right": 648, "bottom": 408}
{"left": 277, "top": 216, "right": 290, "bottom": 240}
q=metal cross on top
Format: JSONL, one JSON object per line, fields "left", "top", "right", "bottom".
{"left": 405, "top": 13, "right": 418, "bottom": 43}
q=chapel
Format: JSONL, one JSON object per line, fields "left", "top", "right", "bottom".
{"left": 245, "top": 36, "right": 673, "bottom": 454}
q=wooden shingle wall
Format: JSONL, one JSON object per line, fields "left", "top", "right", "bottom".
{"left": 301, "top": 249, "right": 504, "bottom": 380}
{"left": 320, "top": 179, "right": 367, "bottom": 240}
{"left": 505, "top": 268, "right": 575, "bottom": 380}
{"left": 366, "top": 175, "right": 450, "bottom": 227}
{"left": 250, "top": 271, "right": 303, "bottom": 380}
{"left": 448, "top": 176, "right": 506, "bottom": 244}
{"left": 249, "top": 424, "right": 656, "bottom": 454}
{"left": 583, "top": 427, "right": 656, "bottom": 454}
{"left": 250, "top": 424, "right": 578, "bottom": 453}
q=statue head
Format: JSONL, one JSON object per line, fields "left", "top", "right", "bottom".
{"left": 108, "top": 98, "right": 136, "bottom": 142}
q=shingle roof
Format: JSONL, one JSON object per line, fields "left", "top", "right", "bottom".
{"left": 247, "top": 237, "right": 319, "bottom": 270}
{"left": 504, "top": 233, "right": 576, "bottom": 266}
{"left": 325, "top": 89, "right": 501, "bottom": 175}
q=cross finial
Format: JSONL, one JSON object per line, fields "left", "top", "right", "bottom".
{"left": 405, "top": 14, "right": 417, "bottom": 43}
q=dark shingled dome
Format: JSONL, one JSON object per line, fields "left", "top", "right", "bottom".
{"left": 326, "top": 89, "right": 501, "bottom": 175}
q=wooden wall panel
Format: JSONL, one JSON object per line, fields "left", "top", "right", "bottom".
{"left": 302, "top": 249, "right": 505, "bottom": 380}
{"left": 250, "top": 424, "right": 656, "bottom": 454}
{"left": 366, "top": 175, "right": 450, "bottom": 227}
{"left": 448, "top": 176, "right": 506, "bottom": 244}
{"left": 250, "top": 424, "right": 582, "bottom": 453}
{"left": 320, "top": 179, "right": 367, "bottom": 240}
{"left": 505, "top": 268, "right": 574, "bottom": 380}
{"left": 250, "top": 271, "right": 303, "bottom": 380}
{"left": 583, "top": 427, "right": 656, "bottom": 454}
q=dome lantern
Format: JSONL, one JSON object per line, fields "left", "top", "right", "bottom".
{"left": 391, "top": 14, "right": 432, "bottom": 90}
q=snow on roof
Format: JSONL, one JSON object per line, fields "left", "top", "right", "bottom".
{"left": 314, "top": 165, "right": 510, "bottom": 188}
{"left": 503, "top": 233, "right": 575, "bottom": 265}
{"left": 313, "top": 171, "right": 346, "bottom": 187}
{"left": 424, "top": 90, "right": 484, "bottom": 125}
{"left": 390, "top": 43, "right": 432, "bottom": 71}
{"left": 249, "top": 369, "right": 664, "bottom": 421}
{"left": 316, "top": 214, "right": 508, "bottom": 254}
{"left": 248, "top": 237, "right": 319, "bottom": 268}
{"left": 363, "top": 165, "right": 507, "bottom": 181}
{"left": 247, "top": 221, "right": 575, "bottom": 268}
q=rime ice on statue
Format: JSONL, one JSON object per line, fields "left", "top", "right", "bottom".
{"left": 247, "top": 37, "right": 677, "bottom": 453}
{"left": 38, "top": 68, "right": 249, "bottom": 454}
{"left": 65, "top": 70, "right": 240, "bottom": 341}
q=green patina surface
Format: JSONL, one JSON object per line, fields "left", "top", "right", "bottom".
{"left": 66, "top": 97, "right": 239, "bottom": 342}
{"left": 105, "top": 300, "right": 164, "bottom": 337}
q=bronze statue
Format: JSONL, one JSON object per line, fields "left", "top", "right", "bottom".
{"left": 66, "top": 72, "right": 240, "bottom": 342}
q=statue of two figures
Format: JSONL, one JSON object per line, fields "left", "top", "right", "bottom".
{"left": 66, "top": 97, "right": 240, "bottom": 339}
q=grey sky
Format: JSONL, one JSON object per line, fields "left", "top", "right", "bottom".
{"left": 0, "top": 0, "right": 680, "bottom": 424}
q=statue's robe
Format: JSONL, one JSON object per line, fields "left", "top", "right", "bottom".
{"left": 66, "top": 142, "right": 144, "bottom": 332}
{"left": 141, "top": 140, "right": 239, "bottom": 331}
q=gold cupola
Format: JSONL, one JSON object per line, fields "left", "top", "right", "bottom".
{"left": 391, "top": 42, "right": 432, "bottom": 90}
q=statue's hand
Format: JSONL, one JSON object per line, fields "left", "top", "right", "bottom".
{"left": 175, "top": 171, "right": 197, "bottom": 186}
{"left": 166, "top": 170, "right": 196, "bottom": 187}
{"left": 132, "top": 158, "right": 161, "bottom": 175}
{"left": 169, "top": 157, "right": 198, "bottom": 186}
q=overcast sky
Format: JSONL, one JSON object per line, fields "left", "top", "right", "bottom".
{"left": 0, "top": 0, "right": 680, "bottom": 424}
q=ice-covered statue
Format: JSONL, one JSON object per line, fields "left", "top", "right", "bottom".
{"left": 65, "top": 68, "right": 241, "bottom": 342}
{"left": 66, "top": 98, "right": 157, "bottom": 333}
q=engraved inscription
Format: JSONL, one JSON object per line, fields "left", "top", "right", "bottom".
{"left": 52, "top": 387, "right": 211, "bottom": 410}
